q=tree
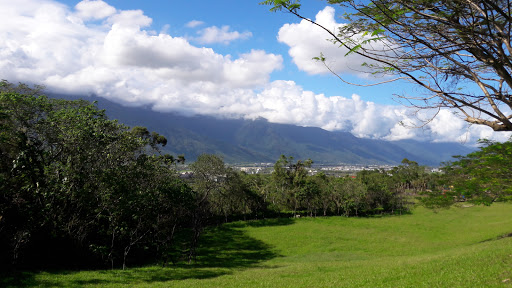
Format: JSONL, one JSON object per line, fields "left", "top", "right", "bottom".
{"left": 389, "top": 159, "right": 427, "bottom": 214}
{"left": 340, "top": 176, "right": 368, "bottom": 216}
{"left": 262, "top": 0, "right": 512, "bottom": 131}
{"left": 190, "top": 154, "right": 227, "bottom": 207}
{"left": 316, "top": 172, "right": 335, "bottom": 216}
{"left": 177, "top": 154, "right": 186, "bottom": 165}
{"left": 297, "top": 176, "right": 321, "bottom": 217}
{"left": 241, "top": 173, "right": 270, "bottom": 219}
{"left": 188, "top": 154, "right": 227, "bottom": 261}
{"left": 223, "top": 169, "right": 261, "bottom": 220}
{"left": 329, "top": 177, "right": 347, "bottom": 215}
{"left": 269, "top": 155, "right": 313, "bottom": 214}
{"left": 0, "top": 83, "right": 66, "bottom": 266}
{"left": 0, "top": 81, "right": 190, "bottom": 269}
{"left": 442, "top": 139, "right": 512, "bottom": 205}
{"left": 358, "top": 168, "right": 412, "bottom": 215}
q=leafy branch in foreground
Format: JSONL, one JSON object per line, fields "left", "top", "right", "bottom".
{"left": 262, "top": 0, "right": 512, "bottom": 132}
{"left": 442, "top": 139, "right": 512, "bottom": 205}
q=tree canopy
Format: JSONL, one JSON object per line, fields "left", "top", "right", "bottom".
{"left": 443, "top": 139, "right": 512, "bottom": 205}
{"left": 261, "top": 0, "right": 512, "bottom": 131}
{"left": 0, "top": 81, "right": 190, "bottom": 269}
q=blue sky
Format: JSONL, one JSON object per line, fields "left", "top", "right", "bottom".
{"left": 1, "top": 0, "right": 510, "bottom": 144}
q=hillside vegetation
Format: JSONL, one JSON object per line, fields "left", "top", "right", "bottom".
{"left": 4, "top": 204, "right": 512, "bottom": 287}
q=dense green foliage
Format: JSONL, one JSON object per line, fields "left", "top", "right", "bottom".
{"left": 0, "top": 81, "right": 193, "bottom": 269}
{"left": 247, "top": 157, "right": 442, "bottom": 218}
{"left": 421, "top": 139, "right": 512, "bottom": 208}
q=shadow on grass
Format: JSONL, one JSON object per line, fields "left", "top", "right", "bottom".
{"left": 227, "top": 217, "right": 295, "bottom": 228}
{"left": 192, "top": 223, "right": 285, "bottom": 269}
{"left": 480, "top": 231, "right": 512, "bottom": 243}
{"left": 1, "top": 218, "right": 291, "bottom": 287}
{"left": 1, "top": 267, "right": 235, "bottom": 288}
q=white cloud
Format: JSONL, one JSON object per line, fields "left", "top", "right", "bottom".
{"left": 0, "top": 0, "right": 281, "bottom": 97}
{"left": 75, "top": 0, "right": 116, "bottom": 21}
{"left": 107, "top": 9, "right": 152, "bottom": 28}
{"left": 194, "top": 25, "right": 252, "bottom": 44}
{"left": 427, "top": 110, "right": 468, "bottom": 142}
{"left": 277, "top": 6, "right": 387, "bottom": 76}
{"left": 186, "top": 20, "right": 204, "bottom": 28}
{"left": 160, "top": 24, "right": 170, "bottom": 34}
{"left": 0, "top": 0, "right": 508, "bottom": 146}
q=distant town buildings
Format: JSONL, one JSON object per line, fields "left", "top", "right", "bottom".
{"left": 179, "top": 162, "right": 441, "bottom": 177}
{"left": 232, "top": 163, "right": 398, "bottom": 176}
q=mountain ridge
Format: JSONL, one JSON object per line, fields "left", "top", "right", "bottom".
{"left": 55, "top": 94, "right": 473, "bottom": 166}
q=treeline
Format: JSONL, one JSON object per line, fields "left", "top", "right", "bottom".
{"left": 251, "top": 156, "right": 437, "bottom": 218}
{"left": 0, "top": 82, "right": 192, "bottom": 270}
{"left": 4, "top": 81, "right": 507, "bottom": 271}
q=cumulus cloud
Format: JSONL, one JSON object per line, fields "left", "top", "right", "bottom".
{"left": 278, "top": 6, "right": 387, "bottom": 76}
{"left": 194, "top": 25, "right": 252, "bottom": 44}
{"left": 0, "top": 0, "right": 508, "bottom": 145}
{"left": 75, "top": 0, "right": 116, "bottom": 21}
{"left": 0, "top": 0, "right": 281, "bottom": 100}
{"left": 107, "top": 9, "right": 152, "bottom": 28}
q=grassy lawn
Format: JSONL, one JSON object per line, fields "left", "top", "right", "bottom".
{"left": 4, "top": 204, "right": 512, "bottom": 287}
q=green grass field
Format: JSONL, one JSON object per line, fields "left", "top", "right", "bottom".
{"left": 4, "top": 204, "right": 512, "bottom": 287}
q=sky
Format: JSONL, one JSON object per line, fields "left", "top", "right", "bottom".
{"left": 1, "top": 0, "right": 510, "bottom": 145}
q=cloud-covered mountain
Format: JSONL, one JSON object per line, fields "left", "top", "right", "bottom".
{"left": 78, "top": 95, "right": 473, "bottom": 166}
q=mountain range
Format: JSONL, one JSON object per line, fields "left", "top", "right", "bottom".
{"left": 57, "top": 95, "right": 474, "bottom": 166}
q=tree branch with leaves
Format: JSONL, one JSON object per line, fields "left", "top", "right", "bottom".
{"left": 261, "top": 0, "right": 512, "bottom": 131}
